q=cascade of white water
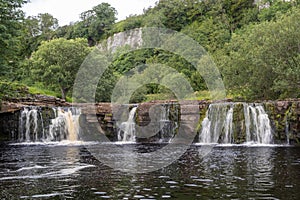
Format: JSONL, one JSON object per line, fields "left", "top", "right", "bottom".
{"left": 284, "top": 108, "right": 291, "bottom": 145}
{"left": 199, "top": 114, "right": 212, "bottom": 143}
{"left": 19, "top": 107, "right": 28, "bottom": 141}
{"left": 18, "top": 108, "right": 44, "bottom": 142}
{"left": 224, "top": 106, "right": 234, "bottom": 144}
{"left": 118, "top": 107, "right": 137, "bottom": 142}
{"left": 200, "top": 103, "right": 273, "bottom": 144}
{"left": 256, "top": 106, "right": 273, "bottom": 144}
{"left": 199, "top": 104, "right": 233, "bottom": 144}
{"left": 285, "top": 120, "right": 290, "bottom": 145}
{"left": 48, "top": 108, "right": 81, "bottom": 142}
{"left": 18, "top": 107, "right": 81, "bottom": 142}
{"left": 243, "top": 103, "right": 251, "bottom": 142}
{"left": 159, "top": 104, "right": 173, "bottom": 142}
{"left": 243, "top": 104, "right": 273, "bottom": 144}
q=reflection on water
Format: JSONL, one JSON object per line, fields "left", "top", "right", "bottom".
{"left": 0, "top": 144, "right": 299, "bottom": 199}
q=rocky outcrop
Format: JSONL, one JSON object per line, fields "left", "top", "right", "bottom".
{"left": 1, "top": 95, "right": 69, "bottom": 113}
{"left": 264, "top": 100, "right": 300, "bottom": 144}
{"left": 0, "top": 110, "right": 19, "bottom": 141}
{"left": 100, "top": 28, "right": 143, "bottom": 53}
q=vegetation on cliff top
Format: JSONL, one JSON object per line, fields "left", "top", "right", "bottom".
{"left": 0, "top": 0, "right": 299, "bottom": 103}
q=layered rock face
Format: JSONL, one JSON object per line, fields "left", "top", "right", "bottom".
{"left": 1, "top": 100, "right": 300, "bottom": 144}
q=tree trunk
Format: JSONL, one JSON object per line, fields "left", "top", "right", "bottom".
{"left": 60, "top": 87, "right": 68, "bottom": 100}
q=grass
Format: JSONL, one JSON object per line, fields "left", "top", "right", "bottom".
{"left": 1, "top": 80, "right": 242, "bottom": 105}
{"left": 0, "top": 81, "right": 29, "bottom": 99}
{"left": 145, "top": 93, "right": 177, "bottom": 102}
{"left": 144, "top": 90, "right": 242, "bottom": 102}
{"left": 28, "top": 86, "right": 60, "bottom": 98}
{"left": 186, "top": 91, "right": 212, "bottom": 101}
{"left": 29, "top": 86, "right": 73, "bottom": 102}
{"left": 144, "top": 91, "right": 214, "bottom": 102}
{"left": 0, "top": 81, "right": 73, "bottom": 103}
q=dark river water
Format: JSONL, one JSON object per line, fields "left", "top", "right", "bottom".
{"left": 0, "top": 143, "right": 299, "bottom": 200}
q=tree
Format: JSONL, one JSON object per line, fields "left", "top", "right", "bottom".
{"left": 219, "top": 7, "right": 300, "bottom": 100}
{"left": 20, "top": 13, "right": 59, "bottom": 58}
{"left": 146, "top": 0, "right": 195, "bottom": 31}
{"left": 258, "top": 0, "right": 294, "bottom": 21}
{"left": 79, "top": 3, "right": 117, "bottom": 45}
{"left": 264, "top": 8, "right": 300, "bottom": 98}
{"left": 182, "top": 17, "right": 231, "bottom": 53}
{"left": 36, "top": 13, "right": 58, "bottom": 40}
{"left": 110, "top": 15, "right": 143, "bottom": 34}
{"left": 0, "top": 0, "right": 26, "bottom": 78}
{"left": 30, "top": 38, "right": 91, "bottom": 99}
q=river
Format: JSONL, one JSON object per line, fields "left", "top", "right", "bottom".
{"left": 0, "top": 143, "right": 299, "bottom": 199}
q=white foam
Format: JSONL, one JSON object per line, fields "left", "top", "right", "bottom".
{"left": 15, "top": 165, "right": 47, "bottom": 172}
{"left": 9, "top": 140, "right": 98, "bottom": 146}
{"left": 193, "top": 142, "right": 290, "bottom": 147}
{"left": 113, "top": 141, "right": 136, "bottom": 145}
{"left": 193, "top": 143, "right": 218, "bottom": 146}
{"left": 0, "top": 164, "right": 95, "bottom": 181}
{"left": 31, "top": 193, "right": 61, "bottom": 198}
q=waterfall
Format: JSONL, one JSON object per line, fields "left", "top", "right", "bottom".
{"left": 199, "top": 103, "right": 233, "bottom": 144}
{"left": 48, "top": 108, "right": 80, "bottom": 142}
{"left": 284, "top": 107, "right": 291, "bottom": 145}
{"left": 285, "top": 120, "right": 290, "bottom": 145}
{"left": 18, "top": 107, "right": 81, "bottom": 142}
{"left": 243, "top": 104, "right": 273, "bottom": 144}
{"left": 117, "top": 107, "right": 137, "bottom": 142}
{"left": 223, "top": 106, "right": 234, "bottom": 144}
{"left": 159, "top": 104, "right": 177, "bottom": 143}
{"left": 199, "top": 103, "right": 273, "bottom": 144}
{"left": 19, "top": 107, "right": 44, "bottom": 142}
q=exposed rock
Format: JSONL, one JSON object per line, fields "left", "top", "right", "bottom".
{"left": 1, "top": 99, "right": 300, "bottom": 144}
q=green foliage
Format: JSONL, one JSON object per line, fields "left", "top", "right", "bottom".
{"left": 258, "top": 0, "right": 295, "bottom": 21}
{"left": 0, "top": 81, "right": 29, "bottom": 100}
{"left": 2, "top": 0, "right": 300, "bottom": 103}
{"left": 220, "top": 7, "right": 300, "bottom": 100}
{"left": 187, "top": 90, "right": 212, "bottom": 101}
{"left": 78, "top": 3, "right": 117, "bottom": 45}
{"left": 0, "top": 0, "right": 26, "bottom": 78}
{"left": 20, "top": 13, "right": 59, "bottom": 58}
{"left": 144, "top": 92, "right": 175, "bottom": 103}
{"left": 95, "top": 69, "right": 118, "bottom": 102}
{"left": 30, "top": 38, "right": 92, "bottom": 99}
{"left": 28, "top": 85, "right": 60, "bottom": 98}
{"left": 110, "top": 15, "right": 143, "bottom": 34}
{"left": 182, "top": 18, "right": 231, "bottom": 52}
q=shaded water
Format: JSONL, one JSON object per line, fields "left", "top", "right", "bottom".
{"left": 0, "top": 143, "right": 299, "bottom": 199}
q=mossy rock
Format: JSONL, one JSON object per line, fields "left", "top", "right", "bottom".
{"left": 196, "top": 104, "right": 208, "bottom": 133}
{"left": 232, "top": 103, "right": 246, "bottom": 143}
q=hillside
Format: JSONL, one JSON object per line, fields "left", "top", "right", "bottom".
{"left": 1, "top": 0, "right": 299, "bottom": 103}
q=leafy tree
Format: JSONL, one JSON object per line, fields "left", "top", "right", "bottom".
{"left": 79, "top": 3, "right": 117, "bottom": 45}
{"left": 219, "top": 7, "right": 300, "bottom": 100}
{"left": 0, "top": 0, "right": 26, "bottom": 78}
{"left": 20, "top": 13, "right": 59, "bottom": 58}
{"left": 145, "top": 0, "right": 195, "bottom": 30}
{"left": 36, "top": 13, "right": 58, "bottom": 39}
{"left": 182, "top": 17, "right": 231, "bottom": 53}
{"left": 30, "top": 38, "right": 91, "bottom": 99}
{"left": 110, "top": 15, "right": 143, "bottom": 34}
{"left": 258, "top": 0, "right": 295, "bottom": 21}
{"left": 264, "top": 8, "right": 300, "bottom": 98}
{"left": 53, "top": 24, "right": 74, "bottom": 39}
